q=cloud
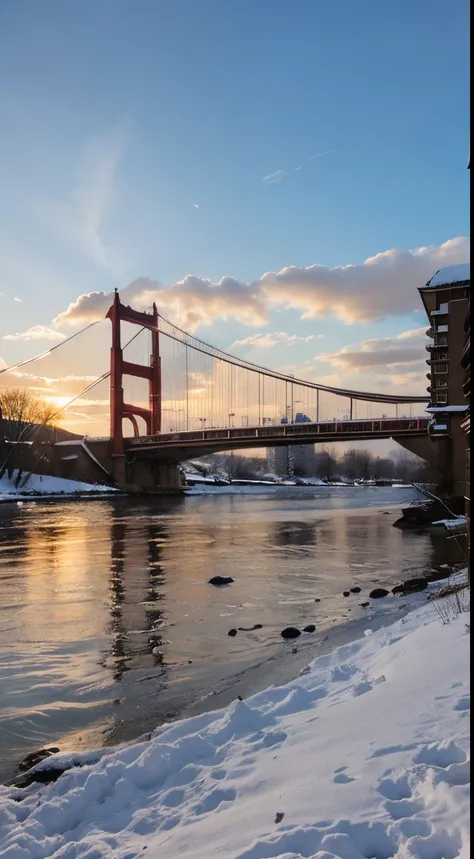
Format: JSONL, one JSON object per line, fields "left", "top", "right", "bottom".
{"left": 316, "top": 328, "right": 427, "bottom": 371}
{"left": 34, "top": 124, "right": 128, "bottom": 271}
{"left": 262, "top": 170, "right": 285, "bottom": 184}
{"left": 263, "top": 150, "right": 335, "bottom": 183}
{"left": 259, "top": 237, "right": 470, "bottom": 323}
{"left": 53, "top": 236, "right": 469, "bottom": 332}
{"left": 54, "top": 275, "right": 268, "bottom": 331}
{"left": 193, "top": 203, "right": 200, "bottom": 208}
{"left": 13, "top": 297, "right": 23, "bottom": 303}
{"left": 4, "top": 325, "right": 66, "bottom": 342}
{"left": 307, "top": 149, "right": 336, "bottom": 161}
{"left": 231, "top": 332, "right": 315, "bottom": 349}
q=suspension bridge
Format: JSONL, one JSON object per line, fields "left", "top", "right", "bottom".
{"left": 1, "top": 290, "right": 445, "bottom": 492}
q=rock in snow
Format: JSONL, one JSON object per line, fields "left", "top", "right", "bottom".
{"left": 369, "top": 587, "right": 390, "bottom": 599}
{"left": 18, "top": 747, "right": 60, "bottom": 772}
{"left": 392, "top": 577, "right": 428, "bottom": 595}
{"left": 208, "top": 575, "right": 234, "bottom": 586}
{"left": 0, "top": 601, "right": 469, "bottom": 859}
{"left": 281, "top": 626, "right": 301, "bottom": 639}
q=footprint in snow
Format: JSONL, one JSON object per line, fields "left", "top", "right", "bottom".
{"left": 454, "top": 695, "right": 470, "bottom": 712}
{"left": 333, "top": 772, "right": 356, "bottom": 784}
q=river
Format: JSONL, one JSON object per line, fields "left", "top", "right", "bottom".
{"left": 0, "top": 486, "right": 466, "bottom": 783}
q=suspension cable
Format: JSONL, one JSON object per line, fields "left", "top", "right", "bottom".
{"left": 0, "top": 321, "right": 100, "bottom": 375}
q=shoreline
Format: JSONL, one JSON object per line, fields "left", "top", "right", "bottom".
{"left": 4, "top": 559, "right": 464, "bottom": 789}
{"left": 1, "top": 591, "right": 469, "bottom": 859}
{"left": 0, "top": 487, "right": 465, "bottom": 789}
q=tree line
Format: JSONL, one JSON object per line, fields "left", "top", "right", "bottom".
{"left": 193, "top": 445, "right": 437, "bottom": 483}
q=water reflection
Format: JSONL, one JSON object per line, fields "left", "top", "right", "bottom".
{"left": 270, "top": 521, "right": 317, "bottom": 548}
{"left": 0, "top": 488, "right": 467, "bottom": 783}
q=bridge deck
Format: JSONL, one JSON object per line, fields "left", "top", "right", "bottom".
{"left": 124, "top": 417, "right": 436, "bottom": 460}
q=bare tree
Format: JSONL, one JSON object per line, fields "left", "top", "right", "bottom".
{"left": 343, "top": 448, "right": 373, "bottom": 480}
{"left": 315, "top": 446, "right": 338, "bottom": 480}
{"left": 0, "top": 388, "right": 62, "bottom": 484}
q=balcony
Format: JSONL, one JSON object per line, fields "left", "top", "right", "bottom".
{"left": 426, "top": 328, "right": 434, "bottom": 338}
{"left": 426, "top": 340, "right": 449, "bottom": 351}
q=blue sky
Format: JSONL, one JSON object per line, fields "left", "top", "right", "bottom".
{"left": 0, "top": 0, "right": 470, "bottom": 417}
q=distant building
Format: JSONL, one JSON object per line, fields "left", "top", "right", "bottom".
{"left": 418, "top": 263, "right": 470, "bottom": 496}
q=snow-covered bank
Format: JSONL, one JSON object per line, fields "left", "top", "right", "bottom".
{"left": 432, "top": 516, "right": 468, "bottom": 534}
{"left": 0, "top": 598, "right": 470, "bottom": 859}
{"left": 0, "top": 472, "right": 118, "bottom": 502}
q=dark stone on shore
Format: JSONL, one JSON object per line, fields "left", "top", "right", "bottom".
{"left": 392, "top": 577, "right": 428, "bottom": 595}
{"left": 237, "top": 624, "right": 263, "bottom": 631}
{"left": 350, "top": 587, "right": 361, "bottom": 593}
{"left": 303, "top": 624, "right": 316, "bottom": 633}
{"left": 314, "top": 598, "right": 321, "bottom": 602}
{"left": 281, "top": 626, "right": 301, "bottom": 639}
{"left": 275, "top": 812, "right": 285, "bottom": 824}
{"left": 19, "top": 747, "right": 60, "bottom": 773}
{"left": 360, "top": 602, "right": 370, "bottom": 608}
{"left": 228, "top": 628, "right": 238, "bottom": 637}
{"left": 209, "top": 576, "right": 234, "bottom": 586}
{"left": 343, "top": 591, "right": 350, "bottom": 597}
{"left": 369, "top": 588, "right": 390, "bottom": 599}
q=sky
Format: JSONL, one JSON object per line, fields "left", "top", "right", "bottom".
{"left": 0, "top": 0, "right": 470, "bottom": 437}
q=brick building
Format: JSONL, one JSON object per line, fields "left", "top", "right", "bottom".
{"left": 418, "top": 264, "right": 470, "bottom": 497}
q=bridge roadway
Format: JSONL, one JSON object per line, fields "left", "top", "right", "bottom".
{"left": 124, "top": 416, "right": 434, "bottom": 461}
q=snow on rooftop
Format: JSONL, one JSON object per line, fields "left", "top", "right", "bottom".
{"left": 426, "top": 405, "right": 468, "bottom": 413}
{"left": 426, "top": 264, "right": 470, "bottom": 288}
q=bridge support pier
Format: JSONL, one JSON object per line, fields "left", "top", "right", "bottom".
{"left": 122, "top": 459, "right": 184, "bottom": 494}
{"left": 111, "top": 454, "right": 127, "bottom": 488}
{"left": 395, "top": 435, "right": 464, "bottom": 500}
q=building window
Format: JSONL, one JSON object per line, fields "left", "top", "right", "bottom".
{"left": 436, "top": 379, "right": 448, "bottom": 388}
{"left": 434, "top": 336, "right": 448, "bottom": 347}
{"left": 434, "top": 353, "right": 449, "bottom": 360}
{"left": 436, "top": 393, "right": 448, "bottom": 404}
{"left": 433, "top": 364, "right": 448, "bottom": 374}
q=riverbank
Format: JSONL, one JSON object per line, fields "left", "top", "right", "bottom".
{"left": 0, "top": 592, "right": 469, "bottom": 858}
{"left": 0, "top": 473, "right": 118, "bottom": 502}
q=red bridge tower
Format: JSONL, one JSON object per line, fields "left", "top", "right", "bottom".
{"left": 106, "top": 290, "right": 161, "bottom": 456}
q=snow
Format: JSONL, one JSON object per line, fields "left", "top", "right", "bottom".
{"left": 0, "top": 600, "right": 469, "bottom": 859}
{"left": 0, "top": 472, "right": 118, "bottom": 501}
{"left": 432, "top": 516, "right": 468, "bottom": 531}
{"left": 426, "top": 264, "right": 470, "bottom": 287}
{"left": 425, "top": 405, "right": 468, "bottom": 413}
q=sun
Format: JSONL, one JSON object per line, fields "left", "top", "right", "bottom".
{"left": 44, "top": 395, "right": 73, "bottom": 409}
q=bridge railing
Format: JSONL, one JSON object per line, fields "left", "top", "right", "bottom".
{"left": 127, "top": 416, "right": 431, "bottom": 447}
